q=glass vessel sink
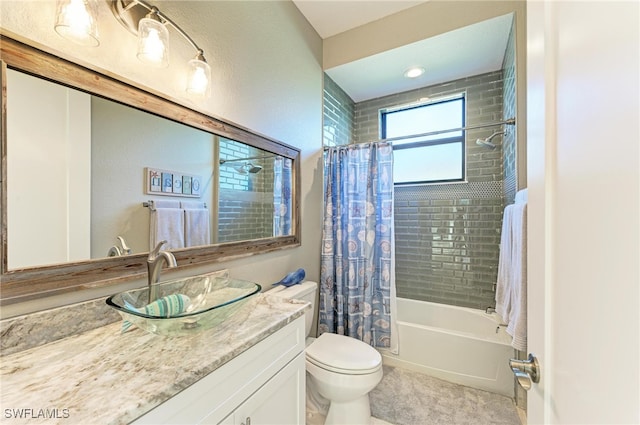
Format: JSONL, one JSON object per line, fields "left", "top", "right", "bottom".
{"left": 106, "top": 271, "right": 261, "bottom": 336}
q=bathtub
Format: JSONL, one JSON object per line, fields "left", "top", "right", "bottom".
{"left": 381, "top": 298, "right": 515, "bottom": 397}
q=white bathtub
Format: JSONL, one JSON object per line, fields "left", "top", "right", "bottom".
{"left": 381, "top": 298, "right": 515, "bottom": 397}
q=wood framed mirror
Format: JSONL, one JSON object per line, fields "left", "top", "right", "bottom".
{"left": 0, "top": 35, "right": 301, "bottom": 306}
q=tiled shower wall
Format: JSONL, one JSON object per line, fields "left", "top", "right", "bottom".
{"left": 322, "top": 68, "right": 513, "bottom": 309}
{"left": 323, "top": 75, "right": 354, "bottom": 146}
{"left": 353, "top": 72, "right": 506, "bottom": 310}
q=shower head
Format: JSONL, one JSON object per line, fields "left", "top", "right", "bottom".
{"left": 219, "top": 155, "right": 273, "bottom": 174}
{"left": 246, "top": 163, "right": 263, "bottom": 173}
{"left": 223, "top": 162, "right": 263, "bottom": 174}
{"left": 475, "top": 130, "right": 504, "bottom": 149}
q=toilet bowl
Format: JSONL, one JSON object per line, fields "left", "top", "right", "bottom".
{"left": 306, "top": 332, "right": 383, "bottom": 425}
{"left": 269, "top": 281, "right": 383, "bottom": 425}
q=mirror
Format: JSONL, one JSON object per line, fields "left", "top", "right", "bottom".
{"left": 0, "top": 35, "right": 300, "bottom": 305}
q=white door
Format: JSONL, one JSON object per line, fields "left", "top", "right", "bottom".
{"left": 526, "top": 1, "right": 639, "bottom": 423}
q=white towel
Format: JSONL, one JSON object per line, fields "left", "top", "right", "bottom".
{"left": 153, "top": 200, "right": 181, "bottom": 209}
{"left": 184, "top": 208, "right": 210, "bottom": 247}
{"left": 149, "top": 207, "right": 185, "bottom": 250}
{"left": 505, "top": 202, "right": 527, "bottom": 351}
{"left": 495, "top": 205, "right": 514, "bottom": 323}
{"left": 515, "top": 188, "right": 528, "bottom": 204}
{"left": 180, "top": 201, "right": 206, "bottom": 209}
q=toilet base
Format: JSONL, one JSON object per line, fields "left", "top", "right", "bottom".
{"left": 325, "top": 394, "right": 372, "bottom": 425}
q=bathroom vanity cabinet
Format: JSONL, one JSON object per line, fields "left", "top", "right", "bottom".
{"left": 132, "top": 317, "right": 306, "bottom": 425}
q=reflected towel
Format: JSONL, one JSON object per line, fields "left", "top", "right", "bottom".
{"left": 181, "top": 201, "right": 209, "bottom": 247}
{"left": 153, "top": 200, "right": 181, "bottom": 209}
{"left": 180, "top": 201, "right": 206, "bottom": 209}
{"left": 506, "top": 202, "right": 527, "bottom": 351}
{"left": 150, "top": 207, "right": 185, "bottom": 250}
{"left": 184, "top": 208, "right": 210, "bottom": 247}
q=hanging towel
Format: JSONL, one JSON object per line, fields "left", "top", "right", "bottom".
{"left": 180, "top": 201, "right": 206, "bottom": 210}
{"left": 506, "top": 202, "right": 527, "bottom": 351}
{"left": 152, "top": 199, "right": 181, "bottom": 209}
{"left": 181, "top": 201, "right": 209, "bottom": 247}
{"left": 149, "top": 206, "right": 185, "bottom": 250}
{"left": 495, "top": 206, "right": 514, "bottom": 323}
{"left": 515, "top": 188, "right": 528, "bottom": 204}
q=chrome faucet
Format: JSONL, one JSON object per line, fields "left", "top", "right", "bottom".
{"left": 485, "top": 306, "right": 496, "bottom": 314}
{"left": 147, "top": 241, "right": 177, "bottom": 303}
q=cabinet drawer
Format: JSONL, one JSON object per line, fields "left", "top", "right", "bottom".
{"left": 133, "top": 317, "right": 305, "bottom": 425}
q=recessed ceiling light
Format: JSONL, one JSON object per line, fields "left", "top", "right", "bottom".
{"left": 404, "top": 67, "right": 425, "bottom": 78}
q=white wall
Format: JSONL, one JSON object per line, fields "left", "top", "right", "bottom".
{"left": 6, "top": 69, "right": 91, "bottom": 269}
{"left": 91, "top": 97, "right": 216, "bottom": 257}
{"left": 0, "top": 0, "right": 323, "bottom": 316}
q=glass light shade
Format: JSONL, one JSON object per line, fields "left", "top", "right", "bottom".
{"left": 54, "top": 0, "right": 99, "bottom": 47}
{"left": 137, "top": 17, "right": 169, "bottom": 67}
{"left": 186, "top": 58, "right": 211, "bottom": 98}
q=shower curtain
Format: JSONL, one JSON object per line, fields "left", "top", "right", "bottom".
{"left": 273, "top": 157, "right": 292, "bottom": 236}
{"left": 319, "top": 142, "right": 398, "bottom": 353}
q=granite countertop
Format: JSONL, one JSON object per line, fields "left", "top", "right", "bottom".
{"left": 0, "top": 294, "right": 309, "bottom": 425}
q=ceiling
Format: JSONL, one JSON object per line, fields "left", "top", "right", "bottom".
{"left": 291, "top": 0, "right": 427, "bottom": 39}
{"left": 292, "top": 1, "right": 513, "bottom": 103}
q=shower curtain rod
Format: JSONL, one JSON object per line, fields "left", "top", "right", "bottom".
{"left": 323, "top": 117, "right": 516, "bottom": 149}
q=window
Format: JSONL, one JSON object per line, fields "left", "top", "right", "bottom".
{"left": 380, "top": 94, "right": 466, "bottom": 185}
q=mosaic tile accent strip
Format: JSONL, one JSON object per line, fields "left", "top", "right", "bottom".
{"left": 395, "top": 181, "right": 504, "bottom": 201}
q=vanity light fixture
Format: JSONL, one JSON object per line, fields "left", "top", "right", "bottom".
{"left": 54, "top": 0, "right": 100, "bottom": 47}
{"left": 186, "top": 50, "right": 212, "bottom": 98}
{"left": 110, "top": 0, "right": 212, "bottom": 98}
{"left": 404, "top": 66, "right": 425, "bottom": 79}
{"left": 136, "top": 7, "right": 169, "bottom": 67}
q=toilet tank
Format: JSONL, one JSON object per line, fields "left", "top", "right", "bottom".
{"left": 269, "top": 281, "right": 317, "bottom": 337}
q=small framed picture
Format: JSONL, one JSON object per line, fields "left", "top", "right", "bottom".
{"left": 161, "top": 172, "right": 173, "bottom": 193}
{"left": 173, "top": 174, "right": 183, "bottom": 194}
{"left": 191, "top": 176, "right": 201, "bottom": 196}
{"left": 182, "top": 176, "right": 192, "bottom": 195}
{"left": 145, "top": 167, "right": 201, "bottom": 198}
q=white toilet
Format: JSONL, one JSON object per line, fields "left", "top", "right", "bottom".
{"left": 270, "top": 281, "right": 383, "bottom": 425}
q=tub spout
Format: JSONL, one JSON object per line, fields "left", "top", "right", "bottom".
{"left": 485, "top": 306, "right": 496, "bottom": 314}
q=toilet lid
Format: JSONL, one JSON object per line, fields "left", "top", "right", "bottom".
{"left": 306, "top": 333, "right": 382, "bottom": 374}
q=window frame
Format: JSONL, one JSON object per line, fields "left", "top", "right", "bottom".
{"left": 380, "top": 93, "right": 467, "bottom": 186}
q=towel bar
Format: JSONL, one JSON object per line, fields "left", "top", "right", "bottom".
{"left": 143, "top": 200, "right": 207, "bottom": 211}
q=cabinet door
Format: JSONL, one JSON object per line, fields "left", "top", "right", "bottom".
{"left": 217, "top": 352, "right": 305, "bottom": 425}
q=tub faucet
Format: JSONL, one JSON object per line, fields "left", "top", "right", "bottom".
{"left": 485, "top": 306, "right": 496, "bottom": 314}
{"left": 147, "top": 240, "right": 177, "bottom": 303}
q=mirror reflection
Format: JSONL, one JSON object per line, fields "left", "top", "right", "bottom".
{"left": 6, "top": 69, "right": 293, "bottom": 270}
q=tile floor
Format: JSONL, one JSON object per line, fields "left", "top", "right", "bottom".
{"left": 307, "top": 365, "right": 523, "bottom": 425}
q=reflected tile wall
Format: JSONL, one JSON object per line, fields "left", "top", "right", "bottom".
{"left": 503, "top": 21, "right": 518, "bottom": 205}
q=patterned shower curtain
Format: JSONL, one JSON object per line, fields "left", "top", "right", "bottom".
{"left": 273, "top": 157, "right": 292, "bottom": 236}
{"left": 319, "top": 142, "right": 397, "bottom": 350}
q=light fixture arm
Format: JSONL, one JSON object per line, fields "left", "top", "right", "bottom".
{"left": 130, "top": 0, "right": 205, "bottom": 58}
{"left": 109, "top": 0, "right": 212, "bottom": 97}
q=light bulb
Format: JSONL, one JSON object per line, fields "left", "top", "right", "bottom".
{"left": 186, "top": 56, "right": 211, "bottom": 98}
{"left": 137, "top": 15, "right": 169, "bottom": 67}
{"left": 54, "top": 0, "right": 99, "bottom": 47}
